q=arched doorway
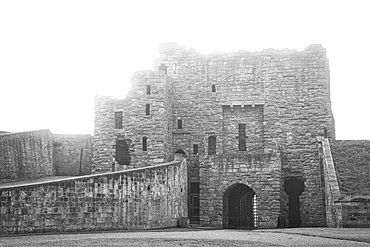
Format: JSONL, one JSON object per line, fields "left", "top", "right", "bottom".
{"left": 223, "top": 183, "right": 255, "bottom": 229}
{"left": 284, "top": 178, "right": 304, "bottom": 227}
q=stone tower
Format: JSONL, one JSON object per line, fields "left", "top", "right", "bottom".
{"left": 94, "top": 42, "right": 335, "bottom": 228}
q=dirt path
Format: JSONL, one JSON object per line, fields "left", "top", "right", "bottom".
{"left": 1, "top": 228, "right": 369, "bottom": 247}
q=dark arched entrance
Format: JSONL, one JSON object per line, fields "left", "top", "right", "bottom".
{"left": 223, "top": 184, "right": 255, "bottom": 229}
{"left": 284, "top": 178, "right": 304, "bottom": 227}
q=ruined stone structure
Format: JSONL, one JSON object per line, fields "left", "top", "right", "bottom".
{"left": 1, "top": 43, "right": 369, "bottom": 234}
{"left": 94, "top": 42, "right": 336, "bottom": 228}
{"left": 0, "top": 130, "right": 93, "bottom": 183}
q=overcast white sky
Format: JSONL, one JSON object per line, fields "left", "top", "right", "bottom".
{"left": 0, "top": 0, "right": 369, "bottom": 140}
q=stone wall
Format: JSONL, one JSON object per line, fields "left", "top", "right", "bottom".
{"left": 199, "top": 152, "right": 281, "bottom": 228}
{"left": 53, "top": 134, "right": 93, "bottom": 176}
{"left": 339, "top": 200, "right": 370, "bottom": 227}
{"left": 319, "top": 137, "right": 342, "bottom": 227}
{"left": 0, "top": 130, "right": 54, "bottom": 183}
{"left": 331, "top": 140, "right": 370, "bottom": 198}
{"left": 93, "top": 71, "right": 173, "bottom": 173}
{"left": 0, "top": 160, "right": 187, "bottom": 234}
{"left": 155, "top": 43, "right": 332, "bottom": 227}
{"left": 94, "top": 42, "right": 335, "bottom": 227}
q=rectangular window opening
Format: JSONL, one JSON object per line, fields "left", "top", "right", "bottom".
{"left": 146, "top": 85, "right": 151, "bottom": 95}
{"left": 116, "top": 140, "right": 130, "bottom": 165}
{"left": 193, "top": 144, "right": 199, "bottom": 155}
{"left": 115, "top": 111, "right": 123, "bottom": 129}
{"left": 178, "top": 119, "right": 183, "bottom": 129}
{"left": 238, "top": 123, "right": 247, "bottom": 151}
{"left": 142, "top": 136, "right": 148, "bottom": 151}
{"left": 208, "top": 136, "right": 216, "bottom": 155}
{"left": 145, "top": 104, "right": 150, "bottom": 115}
{"left": 212, "top": 85, "right": 216, "bottom": 92}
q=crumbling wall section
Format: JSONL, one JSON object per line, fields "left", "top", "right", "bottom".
{"left": 94, "top": 71, "right": 173, "bottom": 173}
{"left": 0, "top": 160, "right": 187, "bottom": 234}
{"left": 339, "top": 200, "right": 370, "bottom": 227}
{"left": 93, "top": 96, "right": 122, "bottom": 173}
{"left": 53, "top": 134, "right": 93, "bottom": 176}
{"left": 0, "top": 130, "right": 54, "bottom": 183}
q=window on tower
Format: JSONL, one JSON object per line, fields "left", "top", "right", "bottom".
{"left": 146, "top": 85, "right": 151, "bottom": 95}
{"left": 142, "top": 136, "right": 148, "bottom": 151}
{"left": 145, "top": 104, "right": 150, "bottom": 115}
{"left": 238, "top": 123, "right": 247, "bottom": 151}
{"left": 114, "top": 111, "right": 123, "bottom": 129}
{"left": 116, "top": 139, "right": 130, "bottom": 165}
{"left": 208, "top": 136, "right": 216, "bottom": 155}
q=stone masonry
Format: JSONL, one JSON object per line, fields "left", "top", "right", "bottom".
{"left": 0, "top": 130, "right": 54, "bottom": 183}
{"left": 0, "top": 160, "right": 187, "bottom": 234}
{"left": 94, "top": 42, "right": 335, "bottom": 228}
{"left": 53, "top": 134, "right": 93, "bottom": 176}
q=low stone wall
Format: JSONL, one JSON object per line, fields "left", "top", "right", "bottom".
{"left": 320, "top": 138, "right": 342, "bottom": 227}
{"left": 0, "top": 130, "right": 54, "bottom": 183}
{"left": 53, "top": 134, "right": 93, "bottom": 176}
{"left": 339, "top": 200, "right": 370, "bottom": 227}
{"left": 0, "top": 160, "right": 187, "bottom": 234}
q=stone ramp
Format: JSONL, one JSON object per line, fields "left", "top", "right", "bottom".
{"left": 0, "top": 176, "right": 73, "bottom": 189}
{"left": 0, "top": 160, "right": 188, "bottom": 234}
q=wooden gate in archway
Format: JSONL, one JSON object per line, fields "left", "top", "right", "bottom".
{"left": 223, "top": 183, "right": 255, "bottom": 229}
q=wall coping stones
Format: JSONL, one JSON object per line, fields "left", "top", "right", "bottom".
{"left": 0, "top": 129, "right": 51, "bottom": 137}
{"left": 0, "top": 161, "right": 181, "bottom": 190}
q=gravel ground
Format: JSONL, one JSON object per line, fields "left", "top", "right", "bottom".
{"left": 0, "top": 228, "right": 369, "bottom": 247}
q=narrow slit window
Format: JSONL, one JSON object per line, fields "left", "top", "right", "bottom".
{"left": 114, "top": 111, "right": 123, "bottom": 129}
{"left": 142, "top": 136, "right": 148, "bottom": 151}
{"left": 193, "top": 144, "right": 199, "bottom": 155}
{"left": 146, "top": 85, "right": 151, "bottom": 95}
{"left": 145, "top": 104, "right": 150, "bottom": 115}
{"left": 208, "top": 136, "right": 216, "bottom": 155}
{"left": 238, "top": 123, "right": 247, "bottom": 151}
{"left": 178, "top": 119, "right": 183, "bottom": 129}
{"left": 212, "top": 85, "right": 216, "bottom": 92}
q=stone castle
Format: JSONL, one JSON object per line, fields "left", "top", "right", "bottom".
{"left": 1, "top": 43, "right": 369, "bottom": 234}
{"left": 93, "top": 42, "right": 335, "bottom": 228}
